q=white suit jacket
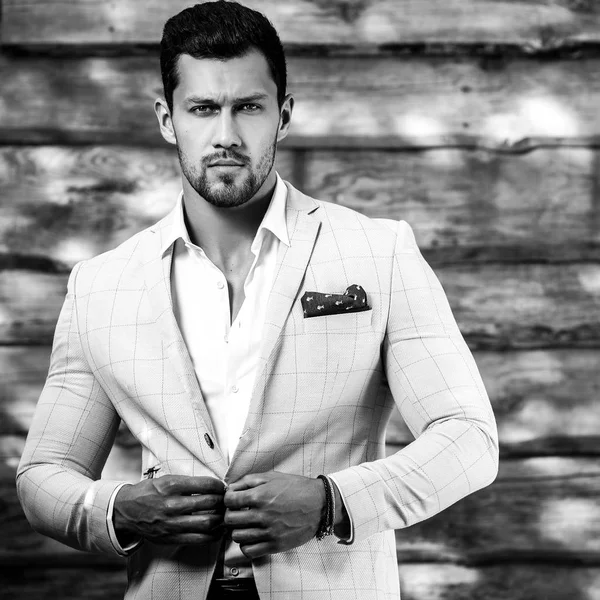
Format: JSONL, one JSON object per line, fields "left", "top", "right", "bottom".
{"left": 17, "top": 182, "right": 499, "bottom": 599}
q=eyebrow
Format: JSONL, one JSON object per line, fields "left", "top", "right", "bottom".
{"left": 183, "top": 93, "right": 269, "bottom": 105}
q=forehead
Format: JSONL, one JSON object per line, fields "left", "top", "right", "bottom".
{"left": 174, "top": 49, "right": 277, "bottom": 102}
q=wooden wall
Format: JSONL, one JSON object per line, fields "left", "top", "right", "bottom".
{"left": 2, "top": 1, "right": 600, "bottom": 598}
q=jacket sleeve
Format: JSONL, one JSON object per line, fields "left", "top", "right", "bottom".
{"left": 16, "top": 262, "right": 127, "bottom": 556}
{"left": 330, "top": 219, "right": 499, "bottom": 543}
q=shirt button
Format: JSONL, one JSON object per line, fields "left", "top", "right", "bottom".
{"left": 231, "top": 385, "right": 239, "bottom": 393}
{"left": 230, "top": 567, "right": 239, "bottom": 577}
{"left": 217, "top": 281, "right": 225, "bottom": 289}
{"left": 204, "top": 433, "right": 214, "bottom": 449}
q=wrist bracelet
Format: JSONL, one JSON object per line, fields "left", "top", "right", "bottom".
{"left": 316, "top": 474, "right": 335, "bottom": 540}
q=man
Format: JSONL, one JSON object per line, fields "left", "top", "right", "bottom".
{"left": 17, "top": 2, "right": 498, "bottom": 599}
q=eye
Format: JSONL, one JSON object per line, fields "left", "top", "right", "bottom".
{"left": 239, "top": 103, "right": 260, "bottom": 113}
{"left": 191, "top": 105, "right": 218, "bottom": 115}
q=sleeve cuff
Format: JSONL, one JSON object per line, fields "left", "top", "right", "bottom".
{"left": 106, "top": 483, "right": 142, "bottom": 556}
{"left": 328, "top": 475, "right": 355, "bottom": 544}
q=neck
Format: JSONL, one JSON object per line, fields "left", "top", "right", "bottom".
{"left": 181, "top": 170, "right": 277, "bottom": 263}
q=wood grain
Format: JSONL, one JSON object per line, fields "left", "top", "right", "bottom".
{"left": 398, "top": 564, "right": 600, "bottom": 600}
{"left": 0, "top": 564, "right": 127, "bottom": 600}
{"left": 2, "top": 260, "right": 598, "bottom": 347}
{"left": 3, "top": 0, "right": 600, "bottom": 46}
{"left": 2, "top": 54, "right": 600, "bottom": 148}
{"left": 4, "top": 346, "right": 598, "bottom": 456}
{"left": 303, "top": 148, "right": 600, "bottom": 263}
{"left": 2, "top": 146, "right": 599, "bottom": 266}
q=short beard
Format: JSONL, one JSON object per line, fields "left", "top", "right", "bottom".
{"left": 177, "top": 135, "right": 277, "bottom": 209}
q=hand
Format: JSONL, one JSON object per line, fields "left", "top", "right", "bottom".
{"left": 113, "top": 475, "right": 226, "bottom": 545}
{"left": 224, "top": 471, "right": 325, "bottom": 559}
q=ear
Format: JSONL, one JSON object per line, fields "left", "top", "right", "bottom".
{"left": 154, "top": 97, "right": 177, "bottom": 145}
{"left": 276, "top": 94, "right": 294, "bottom": 143}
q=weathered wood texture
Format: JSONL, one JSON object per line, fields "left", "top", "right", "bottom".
{"left": 2, "top": 55, "right": 600, "bottom": 148}
{"left": 3, "top": 457, "right": 600, "bottom": 567}
{"left": 1, "top": 565, "right": 127, "bottom": 600}
{"left": 398, "top": 565, "right": 600, "bottom": 600}
{"left": 3, "top": 261, "right": 598, "bottom": 347}
{"left": 3, "top": 346, "right": 599, "bottom": 457}
{"left": 3, "top": 0, "right": 600, "bottom": 47}
{"left": 2, "top": 146, "right": 599, "bottom": 266}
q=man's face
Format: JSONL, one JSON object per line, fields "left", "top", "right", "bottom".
{"left": 159, "top": 49, "right": 290, "bottom": 208}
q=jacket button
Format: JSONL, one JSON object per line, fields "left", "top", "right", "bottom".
{"left": 204, "top": 433, "right": 214, "bottom": 449}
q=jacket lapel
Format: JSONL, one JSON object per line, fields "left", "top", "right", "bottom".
{"left": 227, "top": 184, "right": 321, "bottom": 475}
{"left": 143, "top": 215, "right": 228, "bottom": 474}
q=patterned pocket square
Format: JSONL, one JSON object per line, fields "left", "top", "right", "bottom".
{"left": 301, "top": 284, "right": 370, "bottom": 318}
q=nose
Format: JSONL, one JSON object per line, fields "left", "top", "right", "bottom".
{"left": 212, "top": 110, "right": 241, "bottom": 149}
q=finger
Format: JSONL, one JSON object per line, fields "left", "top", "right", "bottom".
{"left": 163, "top": 494, "right": 225, "bottom": 516}
{"left": 227, "top": 472, "right": 272, "bottom": 492}
{"left": 157, "top": 475, "right": 226, "bottom": 496}
{"left": 224, "top": 508, "right": 263, "bottom": 527}
{"left": 230, "top": 527, "right": 270, "bottom": 545}
{"left": 157, "top": 531, "right": 225, "bottom": 545}
{"left": 223, "top": 489, "right": 259, "bottom": 510}
{"left": 169, "top": 513, "right": 225, "bottom": 534}
{"left": 240, "top": 542, "right": 273, "bottom": 559}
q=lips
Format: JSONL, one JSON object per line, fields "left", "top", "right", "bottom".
{"left": 209, "top": 160, "right": 245, "bottom": 167}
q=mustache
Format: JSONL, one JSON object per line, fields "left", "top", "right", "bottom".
{"left": 203, "top": 151, "right": 250, "bottom": 166}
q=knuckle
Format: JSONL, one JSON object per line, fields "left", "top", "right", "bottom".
{"left": 205, "top": 494, "right": 220, "bottom": 509}
{"left": 155, "top": 476, "right": 174, "bottom": 493}
{"left": 162, "top": 498, "right": 178, "bottom": 513}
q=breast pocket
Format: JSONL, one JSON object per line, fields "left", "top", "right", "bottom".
{"left": 302, "top": 309, "right": 373, "bottom": 333}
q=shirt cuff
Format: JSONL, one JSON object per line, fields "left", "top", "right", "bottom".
{"left": 106, "top": 483, "right": 143, "bottom": 556}
{"left": 328, "top": 475, "right": 355, "bottom": 544}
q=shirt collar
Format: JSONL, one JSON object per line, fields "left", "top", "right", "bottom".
{"left": 161, "top": 172, "right": 289, "bottom": 255}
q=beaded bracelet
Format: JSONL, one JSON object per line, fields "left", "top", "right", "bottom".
{"left": 316, "top": 475, "right": 336, "bottom": 540}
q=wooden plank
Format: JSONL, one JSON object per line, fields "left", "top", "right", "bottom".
{"left": 4, "top": 346, "right": 599, "bottom": 456}
{"left": 2, "top": 54, "right": 600, "bottom": 148}
{"left": 3, "top": 0, "right": 600, "bottom": 46}
{"left": 3, "top": 458, "right": 600, "bottom": 567}
{"left": 1, "top": 146, "right": 599, "bottom": 266}
{"left": 303, "top": 148, "right": 600, "bottom": 263}
{"left": 438, "top": 262, "right": 600, "bottom": 349}
{"left": 2, "top": 261, "right": 598, "bottom": 347}
{"left": 0, "top": 565, "right": 127, "bottom": 600}
{"left": 398, "top": 564, "right": 600, "bottom": 600}
{"left": 393, "top": 456, "right": 600, "bottom": 564}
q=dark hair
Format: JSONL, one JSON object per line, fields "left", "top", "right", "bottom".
{"left": 160, "top": 1, "right": 287, "bottom": 113}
